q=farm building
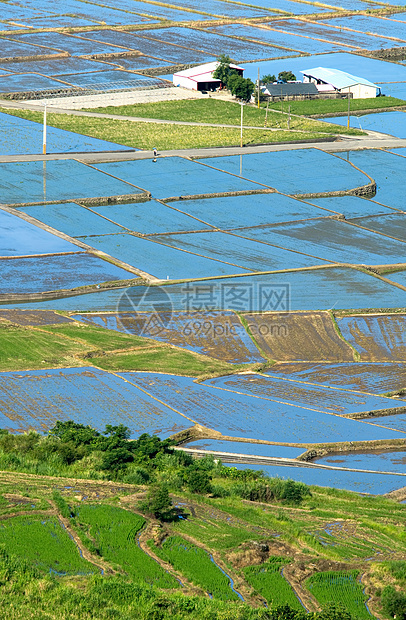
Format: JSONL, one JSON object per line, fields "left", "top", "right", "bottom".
{"left": 262, "top": 81, "right": 319, "bottom": 100}
{"left": 173, "top": 62, "right": 244, "bottom": 91}
{"left": 301, "top": 67, "right": 381, "bottom": 98}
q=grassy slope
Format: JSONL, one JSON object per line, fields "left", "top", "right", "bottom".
{"left": 0, "top": 322, "right": 247, "bottom": 377}
{"left": 0, "top": 473, "right": 404, "bottom": 618}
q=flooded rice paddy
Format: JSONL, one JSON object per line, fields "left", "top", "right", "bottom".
{"left": 1, "top": 254, "right": 134, "bottom": 295}
{"left": 224, "top": 462, "right": 406, "bottom": 495}
{"left": 268, "top": 363, "right": 406, "bottom": 395}
{"left": 73, "top": 311, "right": 266, "bottom": 364}
{"left": 6, "top": 267, "right": 406, "bottom": 312}
{"left": 184, "top": 439, "right": 303, "bottom": 458}
{"left": 0, "top": 368, "right": 191, "bottom": 438}
{"left": 118, "top": 372, "right": 404, "bottom": 443}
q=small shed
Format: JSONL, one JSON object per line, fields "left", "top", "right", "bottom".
{"left": 173, "top": 62, "right": 244, "bottom": 91}
{"left": 301, "top": 67, "right": 380, "bottom": 99}
{"left": 263, "top": 82, "right": 319, "bottom": 100}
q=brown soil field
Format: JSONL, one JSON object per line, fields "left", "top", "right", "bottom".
{"left": 0, "top": 309, "right": 73, "bottom": 326}
{"left": 243, "top": 311, "right": 355, "bottom": 362}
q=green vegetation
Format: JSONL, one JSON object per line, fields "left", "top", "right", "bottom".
{"left": 0, "top": 423, "right": 405, "bottom": 619}
{"left": 0, "top": 324, "right": 87, "bottom": 370}
{"left": 212, "top": 54, "right": 255, "bottom": 101}
{"left": 2, "top": 104, "right": 362, "bottom": 152}
{"left": 76, "top": 504, "right": 179, "bottom": 587}
{"left": 244, "top": 557, "right": 303, "bottom": 609}
{"left": 151, "top": 535, "right": 239, "bottom": 600}
{"left": 0, "top": 515, "right": 95, "bottom": 575}
{"left": 305, "top": 571, "right": 372, "bottom": 620}
{"left": 90, "top": 346, "right": 239, "bottom": 375}
{"left": 0, "top": 321, "right": 245, "bottom": 377}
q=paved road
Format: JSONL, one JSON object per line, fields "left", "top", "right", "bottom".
{"left": 0, "top": 133, "right": 405, "bottom": 164}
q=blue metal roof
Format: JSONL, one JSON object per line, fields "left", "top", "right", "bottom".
{"left": 300, "top": 67, "right": 378, "bottom": 89}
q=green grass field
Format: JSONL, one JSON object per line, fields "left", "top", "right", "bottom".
{"left": 244, "top": 557, "right": 303, "bottom": 610}
{"left": 151, "top": 535, "right": 239, "bottom": 600}
{"left": 0, "top": 322, "right": 244, "bottom": 377}
{"left": 0, "top": 515, "right": 95, "bottom": 575}
{"left": 305, "top": 570, "right": 372, "bottom": 619}
{"left": 77, "top": 504, "right": 179, "bottom": 588}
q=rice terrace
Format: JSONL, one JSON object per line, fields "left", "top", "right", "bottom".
{"left": 1, "top": 0, "right": 406, "bottom": 618}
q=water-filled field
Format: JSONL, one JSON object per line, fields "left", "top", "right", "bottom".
{"left": 198, "top": 151, "right": 370, "bottom": 195}
{"left": 225, "top": 462, "right": 406, "bottom": 494}
{"left": 0, "top": 161, "right": 143, "bottom": 205}
{"left": 261, "top": 18, "right": 395, "bottom": 50}
{"left": 135, "top": 27, "right": 286, "bottom": 61}
{"left": 7, "top": 266, "right": 406, "bottom": 312}
{"left": 184, "top": 439, "right": 303, "bottom": 458}
{"left": 338, "top": 315, "right": 406, "bottom": 362}
{"left": 73, "top": 311, "right": 266, "bottom": 363}
{"left": 93, "top": 158, "right": 262, "bottom": 199}
{"left": 0, "top": 57, "right": 112, "bottom": 75}
{"left": 269, "top": 362, "right": 406, "bottom": 395}
{"left": 240, "top": 218, "right": 406, "bottom": 265}
{"left": 321, "top": 112, "right": 406, "bottom": 138}
{"left": 307, "top": 195, "right": 399, "bottom": 219}
{"left": 316, "top": 450, "right": 406, "bottom": 474}
{"left": 0, "top": 208, "right": 78, "bottom": 256}
{"left": 348, "top": 213, "right": 406, "bottom": 242}
{"left": 119, "top": 372, "right": 404, "bottom": 443}
{"left": 78, "top": 233, "right": 252, "bottom": 279}
{"left": 0, "top": 367, "right": 191, "bottom": 437}
{"left": 20, "top": 203, "right": 126, "bottom": 237}
{"left": 205, "top": 373, "right": 400, "bottom": 415}
{"left": 325, "top": 15, "right": 406, "bottom": 42}
{"left": 0, "top": 254, "right": 133, "bottom": 295}
{"left": 210, "top": 24, "right": 347, "bottom": 54}
{"left": 0, "top": 74, "right": 66, "bottom": 93}
{"left": 0, "top": 112, "right": 132, "bottom": 155}
{"left": 8, "top": 32, "right": 130, "bottom": 56}
{"left": 349, "top": 149, "right": 406, "bottom": 211}
{"left": 91, "top": 201, "right": 213, "bottom": 234}
{"left": 150, "top": 231, "right": 328, "bottom": 271}
{"left": 166, "top": 193, "right": 334, "bottom": 229}
{"left": 79, "top": 30, "right": 216, "bottom": 64}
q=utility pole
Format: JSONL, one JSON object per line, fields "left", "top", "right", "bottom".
{"left": 257, "top": 67, "right": 260, "bottom": 109}
{"left": 240, "top": 101, "right": 244, "bottom": 148}
{"left": 347, "top": 91, "right": 351, "bottom": 129}
{"left": 288, "top": 104, "right": 291, "bottom": 130}
{"left": 43, "top": 102, "right": 47, "bottom": 155}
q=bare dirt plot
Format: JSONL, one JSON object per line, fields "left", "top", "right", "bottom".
{"left": 337, "top": 314, "right": 406, "bottom": 362}
{"left": 0, "top": 310, "right": 73, "bottom": 327}
{"left": 243, "top": 311, "right": 355, "bottom": 362}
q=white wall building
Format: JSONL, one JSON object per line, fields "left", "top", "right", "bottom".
{"left": 301, "top": 67, "right": 380, "bottom": 98}
{"left": 173, "top": 62, "right": 244, "bottom": 91}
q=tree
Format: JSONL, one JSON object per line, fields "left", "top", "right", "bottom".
{"left": 278, "top": 70, "right": 297, "bottom": 82}
{"left": 262, "top": 73, "right": 276, "bottom": 83}
{"left": 212, "top": 54, "right": 233, "bottom": 86}
{"left": 228, "top": 75, "right": 255, "bottom": 101}
{"left": 381, "top": 586, "right": 406, "bottom": 620}
{"left": 139, "top": 484, "right": 173, "bottom": 521}
{"left": 187, "top": 469, "right": 212, "bottom": 494}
